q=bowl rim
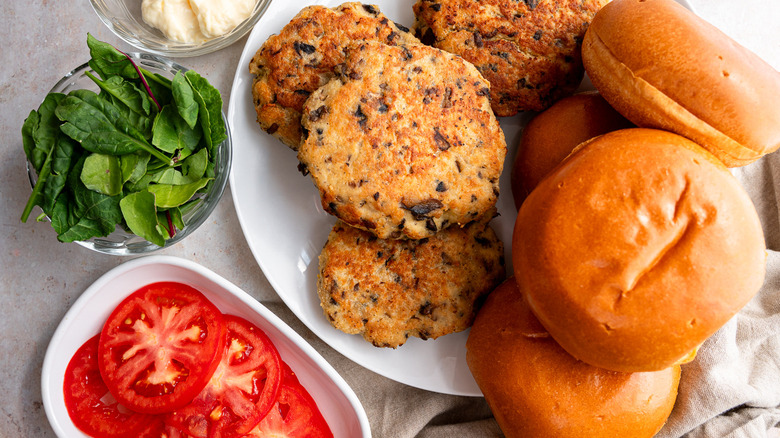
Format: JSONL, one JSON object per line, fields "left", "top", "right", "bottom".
{"left": 88, "top": 0, "right": 273, "bottom": 57}
{"left": 27, "top": 52, "right": 232, "bottom": 255}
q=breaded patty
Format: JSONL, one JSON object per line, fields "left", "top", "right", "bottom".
{"left": 413, "top": 0, "right": 608, "bottom": 116}
{"left": 317, "top": 210, "right": 505, "bottom": 348}
{"left": 298, "top": 40, "right": 507, "bottom": 240}
{"left": 249, "top": 2, "right": 419, "bottom": 149}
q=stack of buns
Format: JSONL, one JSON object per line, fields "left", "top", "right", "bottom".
{"left": 468, "top": 0, "right": 777, "bottom": 436}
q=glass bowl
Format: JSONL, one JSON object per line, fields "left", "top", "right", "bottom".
{"left": 89, "top": 0, "right": 272, "bottom": 57}
{"left": 27, "top": 52, "right": 232, "bottom": 255}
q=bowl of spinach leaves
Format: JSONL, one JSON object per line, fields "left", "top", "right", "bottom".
{"left": 21, "top": 34, "right": 232, "bottom": 255}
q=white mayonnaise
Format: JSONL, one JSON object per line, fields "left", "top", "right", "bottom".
{"left": 141, "top": 0, "right": 256, "bottom": 43}
{"left": 190, "top": 0, "right": 256, "bottom": 38}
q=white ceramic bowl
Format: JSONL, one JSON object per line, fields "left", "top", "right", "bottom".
{"left": 41, "top": 255, "right": 371, "bottom": 438}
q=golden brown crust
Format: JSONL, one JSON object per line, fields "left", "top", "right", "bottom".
{"left": 510, "top": 91, "right": 632, "bottom": 208}
{"left": 413, "top": 0, "right": 608, "bottom": 116}
{"left": 318, "top": 211, "right": 505, "bottom": 348}
{"left": 582, "top": 0, "right": 780, "bottom": 167}
{"left": 466, "top": 278, "right": 680, "bottom": 438}
{"left": 299, "top": 40, "right": 506, "bottom": 240}
{"left": 249, "top": 3, "right": 419, "bottom": 149}
{"left": 512, "top": 128, "right": 766, "bottom": 372}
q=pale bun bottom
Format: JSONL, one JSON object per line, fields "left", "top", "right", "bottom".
{"left": 511, "top": 91, "right": 632, "bottom": 208}
{"left": 467, "top": 278, "right": 680, "bottom": 438}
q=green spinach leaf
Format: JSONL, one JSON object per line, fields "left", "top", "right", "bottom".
{"left": 147, "top": 177, "right": 211, "bottom": 208}
{"left": 56, "top": 91, "right": 171, "bottom": 163}
{"left": 69, "top": 158, "right": 123, "bottom": 227}
{"left": 172, "top": 71, "right": 198, "bottom": 129}
{"left": 150, "top": 168, "right": 189, "bottom": 185}
{"left": 20, "top": 93, "right": 70, "bottom": 222}
{"left": 27, "top": 93, "right": 67, "bottom": 170}
{"left": 51, "top": 196, "right": 116, "bottom": 243}
{"left": 21, "top": 110, "right": 39, "bottom": 165}
{"left": 49, "top": 157, "right": 120, "bottom": 242}
{"left": 152, "top": 105, "right": 201, "bottom": 154}
{"left": 80, "top": 153, "right": 123, "bottom": 196}
{"left": 168, "top": 207, "right": 185, "bottom": 231}
{"left": 120, "top": 152, "right": 150, "bottom": 184}
{"left": 184, "top": 70, "right": 226, "bottom": 153}
{"left": 119, "top": 191, "right": 166, "bottom": 246}
{"left": 87, "top": 72, "right": 151, "bottom": 116}
{"left": 87, "top": 33, "right": 138, "bottom": 81}
{"left": 43, "top": 135, "right": 79, "bottom": 213}
{"left": 181, "top": 147, "right": 209, "bottom": 181}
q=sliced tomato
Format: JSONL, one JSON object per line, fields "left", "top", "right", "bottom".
{"left": 139, "top": 417, "right": 194, "bottom": 438}
{"left": 64, "top": 335, "right": 157, "bottom": 438}
{"left": 279, "top": 361, "right": 300, "bottom": 386}
{"left": 98, "top": 282, "right": 227, "bottom": 414}
{"left": 165, "top": 315, "right": 283, "bottom": 438}
{"left": 243, "top": 362, "right": 333, "bottom": 438}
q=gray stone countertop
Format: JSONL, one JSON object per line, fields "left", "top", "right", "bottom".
{"left": 0, "top": 1, "right": 778, "bottom": 437}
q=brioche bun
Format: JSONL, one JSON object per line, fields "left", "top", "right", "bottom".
{"left": 466, "top": 277, "right": 681, "bottom": 438}
{"left": 511, "top": 91, "right": 632, "bottom": 208}
{"left": 512, "top": 128, "right": 766, "bottom": 372}
{"left": 582, "top": 0, "right": 780, "bottom": 167}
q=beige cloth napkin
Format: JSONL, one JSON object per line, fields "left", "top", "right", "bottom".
{"left": 297, "top": 151, "right": 780, "bottom": 438}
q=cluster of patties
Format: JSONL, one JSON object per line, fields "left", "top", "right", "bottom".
{"left": 249, "top": 2, "right": 507, "bottom": 348}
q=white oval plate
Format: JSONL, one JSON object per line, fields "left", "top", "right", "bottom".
{"left": 227, "top": 0, "right": 692, "bottom": 396}
{"left": 41, "top": 255, "right": 370, "bottom": 438}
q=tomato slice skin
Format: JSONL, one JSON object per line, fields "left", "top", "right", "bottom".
{"left": 98, "top": 282, "right": 227, "bottom": 414}
{"left": 165, "top": 315, "right": 283, "bottom": 438}
{"left": 64, "top": 335, "right": 157, "bottom": 438}
{"left": 243, "top": 362, "right": 333, "bottom": 438}
{"left": 139, "top": 417, "right": 194, "bottom": 438}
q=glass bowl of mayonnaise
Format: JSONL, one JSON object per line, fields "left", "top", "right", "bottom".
{"left": 90, "top": 0, "right": 271, "bottom": 57}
